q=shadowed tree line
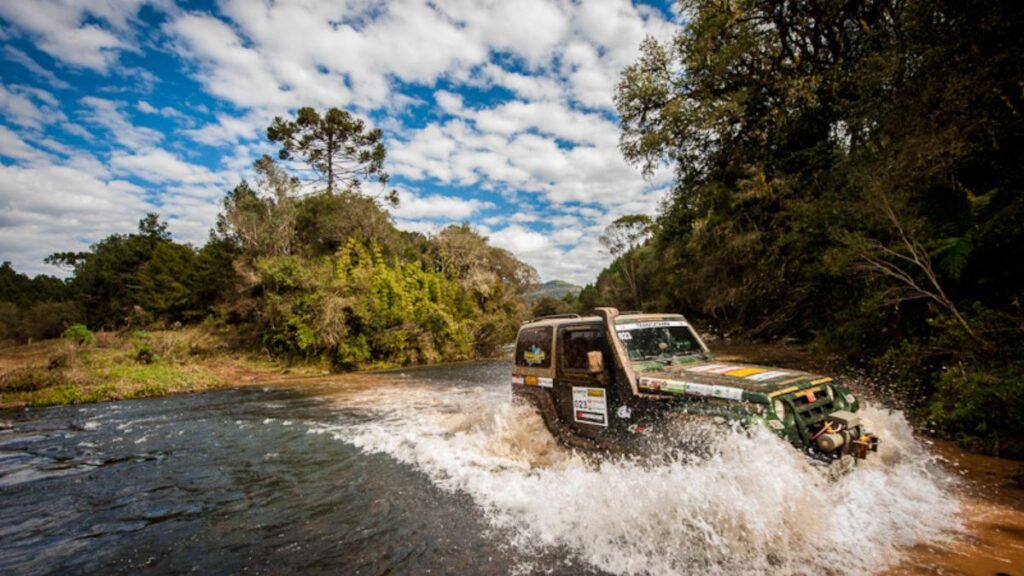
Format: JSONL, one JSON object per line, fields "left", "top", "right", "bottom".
{"left": 0, "top": 108, "right": 536, "bottom": 369}
{"left": 585, "top": 0, "right": 1024, "bottom": 456}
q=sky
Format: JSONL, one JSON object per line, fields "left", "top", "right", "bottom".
{"left": 0, "top": 0, "right": 678, "bottom": 285}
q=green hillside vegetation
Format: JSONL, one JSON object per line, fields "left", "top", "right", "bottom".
{"left": 585, "top": 0, "right": 1024, "bottom": 457}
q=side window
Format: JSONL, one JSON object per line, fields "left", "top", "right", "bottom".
{"left": 515, "top": 327, "right": 552, "bottom": 368}
{"left": 560, "top": 328, "right": 607, "bottom": 372}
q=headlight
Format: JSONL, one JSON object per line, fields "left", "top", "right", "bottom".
{"left": 773, "top": 399, "right": 786, "bottom": 421}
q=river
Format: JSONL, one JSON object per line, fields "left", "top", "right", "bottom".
{"left": 0, "top": 359, "right": 1021, "bottom": 575}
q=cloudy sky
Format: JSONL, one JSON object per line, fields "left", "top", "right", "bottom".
{"left": 0, "top": 0, "right": 677, "bottom": 284}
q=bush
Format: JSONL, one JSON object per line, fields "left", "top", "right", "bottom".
{"left": 927, "top": 365, "right": 1024, "bottom": 459}
{"left": 0, "top": 368, "right": 67, "bottom": 393}
{"left": 63, "top": 324, "right": 95, "bottom": 346}
{"left": 133, "top": 342, "right": 156, "bottom": 364}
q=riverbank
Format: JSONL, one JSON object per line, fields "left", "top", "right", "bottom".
{"left": 1, "top": 332, "right": 821, "bottom": 409}
{"left": 0, "top": 328, "right": 324, "bottom": 408}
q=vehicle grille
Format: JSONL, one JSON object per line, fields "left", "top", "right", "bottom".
{"left": 792, "top": 393, "right": 835, "bottom": 429}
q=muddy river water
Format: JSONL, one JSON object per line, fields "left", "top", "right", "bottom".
{"left": 1, "top": 360, "right": 1021, "bottom": 575}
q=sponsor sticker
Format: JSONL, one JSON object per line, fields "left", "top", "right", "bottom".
{"left": 627, "top": 423, "right": 650, "bottom": 434}
{"left": 746, "top": 370, "right": 791, "bottom": 382}
{"left": 725, "top": 367, "right": 764, "bottom": 378}
{"left": 616, "top": 331, "right": 632, "bottom": 340}
{"left": 524, "top": 345, "right": 547, "bottom": 366}
{"left": 572, "top": 386, "right": 608, "bottom": 427}
{"left": 615, "top": 320, "right": 688, "bottom": 331}
{"left": 520, "top": 375, "right": 553, "bottom": 388}
{"left": 639, "top": 377, "right": 745, "bottom": 401}
{"left": 638, "top": 377, "right": 666, "bottom": 391}
{"left": 512, "top": 375, "right": 524, "bottom": 385}
{"left": 685, "top": 364, "right": 739, "bottom": 374}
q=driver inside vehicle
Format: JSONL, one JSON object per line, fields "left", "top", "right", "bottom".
{"left": 617, "top": 323, "right": 705, "bottom": 362}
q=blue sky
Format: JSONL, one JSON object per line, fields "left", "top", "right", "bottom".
{"left": 0, "top": 0, "right": 677, "bottom": 284}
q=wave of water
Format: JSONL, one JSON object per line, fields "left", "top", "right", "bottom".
{"left": 310, "top": 381, "right": 962, "bottom": 575}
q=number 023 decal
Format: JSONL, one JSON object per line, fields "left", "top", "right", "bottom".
{"left": 572, "top": 386, "right": 608, "bottom": 427}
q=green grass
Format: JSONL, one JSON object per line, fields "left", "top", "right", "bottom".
{"left": 0, "top": 328, "right": 267, "bottom": 407}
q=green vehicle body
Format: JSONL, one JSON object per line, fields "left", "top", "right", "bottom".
{"left": 511, "top": 308, "right": 879, "bottom": 463}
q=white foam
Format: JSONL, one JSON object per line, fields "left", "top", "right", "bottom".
{"left": 310, "top": 383, "right": 961, "bottom": 575}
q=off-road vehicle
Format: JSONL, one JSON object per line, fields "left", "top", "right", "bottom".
{"left": 512, "top": 308, "right": 879, "bottom": 465}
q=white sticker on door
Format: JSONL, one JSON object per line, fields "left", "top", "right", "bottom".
{"left": 572, "top": 386, "right": 608, "bottom": 427}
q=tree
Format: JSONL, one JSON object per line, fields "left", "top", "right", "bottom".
{"left": 427, "top": 224, "right": 537, "bottom": 354}
{"left": 217, "top": 156, "right": 298, "bottom": 260}
{"left": 293, "top": 191, "right": 400, "bottom": 257}
{"left": 267, "top": 107, "right": 395, "bottom": 203}
{"left": 600, "top": 214, "right": 653, "bottom": 309}
{"left": 532, "top": 296, "right": 574, "bottom": 318}
{"left": 48, "top": 214, "right": 207, "bottom": 327}
{"left": 609, "top": 0, "right": 1024, "bottom": 453}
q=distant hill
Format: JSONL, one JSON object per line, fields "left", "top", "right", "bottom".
{"left": 523, "top": 280, "right": 582, "bottom": 303}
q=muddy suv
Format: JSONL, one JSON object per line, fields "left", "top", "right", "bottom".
{"left": 512, "top": 308, "right": 878, "bottom": 464}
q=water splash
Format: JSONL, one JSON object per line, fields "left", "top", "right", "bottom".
{"left": 311, "top": 382, "right": 961, "bottom": 576}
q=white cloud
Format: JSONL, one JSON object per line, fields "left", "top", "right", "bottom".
{"left": 0, "top": 0, "right": 680, "bottom": 284}
{"left": 488, "top": 223, "right": 552, "bottom": 256}
{"left": 392, "top": 219, "right": 444, "bottom": 236}
{"left": 80, "top": 96, "right": 163, "bottom": 148}
{"left": 165, "top": 13, "right": 299, "bottom": 109}
{"left": 2, "top": 46, "right": 71, "bottom": 90}
{"left": 136, "top": 100, "right": 187, "bottom": 120}
{"left": 0, "top": 84, "right": 48, "bottom": 129}
{"left": 0, "top": 0, "right": 151, "bottom": 73}
{"left": 0, "top": 162, "right": 154, "bottom": 276}
{"left": 0, "top": 125, "right": 52, "bottom": 164}
{"left": 392, "top": 189, "right": 493, "bottom": 221}
{"left": 110, "top": 148, "right": 225, "bottom": 185}
{"left": 182, "top": 110, "right": 279, "bottom": 147}
{"left": 159, "top": 191, "right": 223, "bottom": 246}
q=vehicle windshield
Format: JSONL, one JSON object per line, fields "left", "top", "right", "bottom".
{"left": 615, "top": 320, "right": 705, "bottom": 362}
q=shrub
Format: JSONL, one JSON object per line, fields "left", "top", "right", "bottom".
{"left": 0, "top": 368, "right": 66, "bottom": 393}
{"left": 927, "top": 365, "right": 1024, "bottom": 459}
{"left": 135, "top": 344, "right": 156, "bottom": 364}
{"left": 63, "top": 323, "right": 95, "bottom": 346}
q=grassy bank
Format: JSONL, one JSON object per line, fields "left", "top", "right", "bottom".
{"left": 0, "top": 328, "right": 318, "bottom": 408}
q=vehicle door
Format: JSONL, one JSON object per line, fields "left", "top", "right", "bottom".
{"left": 556, "top": 323, "right": 614, "bottom": 435}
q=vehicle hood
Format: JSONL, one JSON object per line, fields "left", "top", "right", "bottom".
{"left": 633, "top": 359, "right": 831, "bottom": 400}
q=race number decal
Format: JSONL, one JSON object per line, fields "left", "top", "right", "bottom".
{"left": 572, "top": 387, "right": 608, "bottom": 427}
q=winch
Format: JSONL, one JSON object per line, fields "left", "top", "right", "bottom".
{"left": 811, "top": 410, "right": 880, "bottom": 459}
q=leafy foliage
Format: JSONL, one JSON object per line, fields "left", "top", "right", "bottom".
{"left": 63, "top": 324, "right": 95, "bottom": 347}
{"left": 2, "top": 108, "right": 534, "bottom": 374}
{"left": 601, "top": 0, "right": 1024, "bottom": 453}
{"left": 0, "top": 262, "right": 77, "bottom": 344}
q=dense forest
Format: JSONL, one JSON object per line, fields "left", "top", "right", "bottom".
{"left": 1, "top": 107, "right": 536, "bottom": 370}
{"left": 579, "top": 0, "right": 1023, "bottom": 455}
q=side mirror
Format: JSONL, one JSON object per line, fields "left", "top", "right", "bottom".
{"left": 587, "top": 351, "right": 604, "bottom": 374}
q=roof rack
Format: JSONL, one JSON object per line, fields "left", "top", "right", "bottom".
{"left": 527, "top": 313, "right": 581, "bottom": 323}
{"left": 619, "top": 310, "right": 643, "bottom": 315}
